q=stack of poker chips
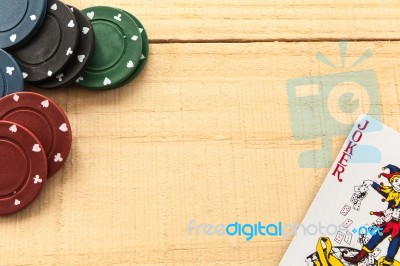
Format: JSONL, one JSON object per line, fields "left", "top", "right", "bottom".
{"left": 0, "top": 92, "right": 72, "bottom": 215}
{"left": 0, "top": 0, "right": 149, "bottom": 95}
{"left": 0, "top": 0, "right": 150, "bottom": 214}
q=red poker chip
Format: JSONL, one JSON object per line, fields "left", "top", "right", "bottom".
{"left": 0, "top": 92, "right": 72, "bottom": 177}
{"left": 0, "top": 121, "right": 47, "bottom": 215}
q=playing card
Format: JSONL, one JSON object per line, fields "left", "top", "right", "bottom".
{"left": 384, "top": 214, "right": 392, "bottom": 223}
{"left": 344, "top": 231, "right": 352, "bottom": 245}
{"left": 280, "top": 115, "right": 400, "bottom": 265}
{"left": 358, "top": 192, "right": 368, "bottom": 201}
{"left": 368, "top": 253, "right": 375, "bottom": 264}
{"left": 334, "top": 231, "right": 344, "bottom": 244}
{"left": 359, "top": 185, "right": 369, "bottom": 193}
{"left": 384, "top": 208, "right": 393, "bottom": 216}
{"left": 353, "top": 200, "right": 362, "bottom": 211}
{"left": 373, "top": 247, "right": 381, "bottom": 257}
{"left": 340, "top": 205, "right": 351, "bottom": 216}
{"left": 350, "top": 193, "right": 359, "bottom": 204}
{"left": 393, "top": 209, "right": 400, "bottom": 221}
{"left": 357, "top": 261, "right": 368, "bottom": 266}
{"left": 341, "top": 218, "right": 353, "bottom": 228}
{"left": 375, "top": 217, "right": 384, "bottom": 225}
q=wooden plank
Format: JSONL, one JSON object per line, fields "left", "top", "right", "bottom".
{"left": 67, "top": 0, "right": 400, "bottom": 41}
{"left": 1, "top": 41, "right": 399, "bottom": 265}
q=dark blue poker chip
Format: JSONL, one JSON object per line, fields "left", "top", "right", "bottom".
{"left": 0, "top": 49, "right": 24, "bottom": 97}
{"left": 0, "top": 0, "right": 47, "bottom": 50}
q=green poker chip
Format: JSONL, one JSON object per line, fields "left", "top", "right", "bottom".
{"left": 78, "top": 6, "right": 143, "bottom": 89}
{"left": 119, "top": 10, "right": 149, "bottom": 85}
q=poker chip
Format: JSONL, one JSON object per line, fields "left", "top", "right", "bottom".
{"left": 0, "top": 121, "right": 47, "bottom": 215}
{"left": 0, "top": 92, "right": 72, "bottom": 177}
{"left": 0, "top": 1, "right": 149, "bottom": 214}
{"left": 12, "top": 0, "right": 79, "bottom": 83}
{"left": 0, "top": 49, "right": 24, "bottom": 97}
{"left": 77, "top": 6, "right": 143, "bottom": 89}
{"left": 119, "top": 10, "right": 149, "bottom": 85}
{"left": 36, "top": 5, "right": 95, "bottom": 89}
{"left": 0, "top": 0, "right": 47, "bottom": 50}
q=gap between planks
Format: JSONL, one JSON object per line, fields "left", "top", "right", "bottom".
{"left": 150, "top": 38, "right": 400, "bottom": 44}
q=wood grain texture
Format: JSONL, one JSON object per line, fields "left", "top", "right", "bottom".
{"left": 67, "top": 0, "right": 400, "bottom": 41}
{"left": 3, "top": 0, "right": 400, "bottom": 265}
{"left": 2, "top": 41, "right": 400, "bottom": 265}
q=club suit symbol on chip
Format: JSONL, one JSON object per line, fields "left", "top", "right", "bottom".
{"left": 286, "top": 41, "right": 381, "bottom": 168}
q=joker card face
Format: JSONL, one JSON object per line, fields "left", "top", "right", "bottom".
{"left": 281, "top": 115, "right": 400, "bottom": 266}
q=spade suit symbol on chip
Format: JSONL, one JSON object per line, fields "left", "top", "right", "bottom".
{"left": 103, "top": 77, "right": 112, "bottom": 86}
{"left": 9, "top": 34, "right": 16, "bottom": 43}
{"left": 41, "top": 100, "right": 49, "bottom": 108}
{"left": 9, "top": 124, "right": 17, "bottom": 133}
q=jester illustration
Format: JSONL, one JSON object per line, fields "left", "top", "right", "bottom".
{"left": 343, "top": 164, "right": 400, "bottom": 266}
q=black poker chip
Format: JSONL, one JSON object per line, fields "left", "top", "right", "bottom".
{"left": 11, "top": 0, "right": 79, "bottom": 83}
{"left": 36, "top": 5, "right": 95, "bottom": 89}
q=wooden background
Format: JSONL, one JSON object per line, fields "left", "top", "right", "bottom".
{"left": 3, "top": 1, "right": 400, "bottom": 265}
